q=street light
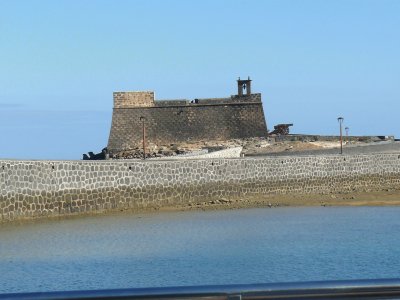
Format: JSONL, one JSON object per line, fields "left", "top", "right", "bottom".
{"left": 140, "top": 116, "right": 146, "bottom": 160}
{"left": 337, "top": 117, "right": 344, "bottom": 154}
{"left": 345, "top": 127, "right": 349, "bottom": 144}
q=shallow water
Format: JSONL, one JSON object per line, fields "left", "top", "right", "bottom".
{"left": 1, "top": 206, "right": 400, "bottom": 293}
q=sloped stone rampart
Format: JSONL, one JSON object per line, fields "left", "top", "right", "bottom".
{"left": 152, "top": 147, "right": 243, "bottom": 160}
{"left": 1, "top": 153, "right": 400, "bottom": 222}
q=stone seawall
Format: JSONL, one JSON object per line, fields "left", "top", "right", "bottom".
{"left": 1, "top": 153, "right": 400, "bottom": 222}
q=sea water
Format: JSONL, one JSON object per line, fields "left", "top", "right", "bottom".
{"left": 1, "top": 206, "right": 400, "bottom": 293}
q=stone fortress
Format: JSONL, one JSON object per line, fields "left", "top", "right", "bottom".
{"left": 107, "top": 78, "right": 268, "bottom": 155}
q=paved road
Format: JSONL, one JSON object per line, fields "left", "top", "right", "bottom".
{"left": 247, "top": 141, "right": 400, "bottom": 157}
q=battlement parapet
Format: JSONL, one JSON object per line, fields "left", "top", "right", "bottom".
{"left": 113, "top": 91, "right": 155, "bottom": 108}
{"left": 113, "top": 93, "right": 262, "bottom": 109}
{"left": 230, "top": 93, "right": 261, "bottom": 103}
{"left": 155, "top": 100, "right": 189, "bottom": 107}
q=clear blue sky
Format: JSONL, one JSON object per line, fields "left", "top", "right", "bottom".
{"left": 0, "top": 0, "right": 399, "bottom": 159}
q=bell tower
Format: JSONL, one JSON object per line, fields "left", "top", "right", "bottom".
{"left": 237, "top": 76, "right": 252, "bottom": 96}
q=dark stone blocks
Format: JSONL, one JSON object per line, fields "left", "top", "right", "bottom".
{"left": 107, "top": 94, "right": 268, "bottom": 154}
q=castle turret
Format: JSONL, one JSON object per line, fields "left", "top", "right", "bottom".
{"left": 237, "top": 76, "right": 252, "bottom": 96}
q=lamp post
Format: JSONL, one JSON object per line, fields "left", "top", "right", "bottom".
{"left": 337, "top": 117, "right": 344, "bottom": 154}
{"left": 140, "top": 116, "right": 146, "bottom": 160}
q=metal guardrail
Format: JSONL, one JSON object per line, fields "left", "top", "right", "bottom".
{"left": 2, "top": 279, "right": 400, "bottom": 300}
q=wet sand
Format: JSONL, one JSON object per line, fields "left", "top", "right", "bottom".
{"left": 3, "top": 189, "right": 400, "bottom": 225}
{"left": 160, "top": 189, "right": 400, "bottom": 212}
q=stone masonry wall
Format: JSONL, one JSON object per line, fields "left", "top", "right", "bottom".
{"left": 1, "top": 153, "right": 400, "bottom": 222}
{"left": 113, "top": 91, "right": 155, "bottom": 108}
{"left": 108, "top": 100, "right": 267, "bottom": 153}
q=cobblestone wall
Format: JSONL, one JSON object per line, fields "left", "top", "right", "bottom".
{"left": 1, "top": 153, "right": 400, "bottom": 222}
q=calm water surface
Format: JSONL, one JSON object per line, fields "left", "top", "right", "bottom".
{"left": 1, "top": 207, "right": 400, "bottom": 293}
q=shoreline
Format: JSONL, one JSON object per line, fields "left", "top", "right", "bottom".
{"left": 160, "top": 189, "right": 400, "bottom": 211}
{"left": 3, "top": 189, "right": 400, "bottom": 225}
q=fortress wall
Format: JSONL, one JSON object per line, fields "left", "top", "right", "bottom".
{"left": 107, "top": 101, "right": 267, "bottom": 153}
{"left": 156, "top": 100, "right": 189, "bottom": 106}
{"left": 152, "top": 94, "right": 262, "bottom": 107}
{"left": 1, "top": 153, "right": 400, "bottom": 222}
{"left": 195, "top": 97, "right": 231, "bottom": 104}
{"left": 230, "top": 93, "right": 262, "bottom": 103}
{"left": 113, "top": 91, "right": 155, "bottom": 108}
